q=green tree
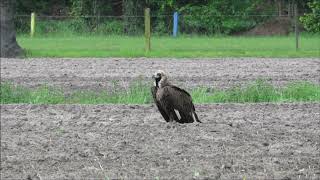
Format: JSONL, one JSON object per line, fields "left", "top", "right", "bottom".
{"left": 122, "top": 0, "right": 146, "bottom": 35}
{"left": 16, "top": 0, "right": 70, "bottom": 15}
{"left": 179, "top": 0, "right": 274, "bottom": 34}
{"left": 300, "top": 0, "right": 320, "bottom": 33}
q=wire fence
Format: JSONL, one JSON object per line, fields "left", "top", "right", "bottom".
{"left": 13, "top": 10, "right": 320, "bottom": 56}
{"left": 14, "top": 13, "right": 302, "bottom": 36}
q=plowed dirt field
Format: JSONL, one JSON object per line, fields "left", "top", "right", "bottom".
{"left": 1, "top": 58, "right": 319, "bottom": 179}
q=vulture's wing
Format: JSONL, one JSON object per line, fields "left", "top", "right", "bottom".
{"left": 171, "top": 85, "right": 199, "bottom": 112}
{"left": 170, "top": 86, "right": 191, "bottom": 97}
{"left": 165, "top": 85, "right": 194, "bottom": 109}
{"left": 151, "top": 86, "right": 170, "bottom": 122}
{"left": 162, "top": 85, "right": 201, "bottom": 123}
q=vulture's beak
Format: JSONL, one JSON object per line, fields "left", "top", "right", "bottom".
{"left": 152, "top": 74, "right": 160, "bottom": 80}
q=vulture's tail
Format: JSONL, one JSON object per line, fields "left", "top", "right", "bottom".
{"left": 193, "top": 112, "right": 201, "bottom": 123}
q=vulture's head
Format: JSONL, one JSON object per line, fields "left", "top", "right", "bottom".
{"left": 152, "top": 70, "right": 169, "bottom": 88}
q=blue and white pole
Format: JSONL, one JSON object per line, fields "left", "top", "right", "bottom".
{"left": 173, "top": 12, "right": 179, "bottom": 37}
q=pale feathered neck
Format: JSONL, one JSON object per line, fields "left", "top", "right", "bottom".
{"left": 158, "top": 76, "right": 171, "bottom": 88}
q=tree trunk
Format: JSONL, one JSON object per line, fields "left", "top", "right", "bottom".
{"left": 0, "top": 0, "right": 23, "bottom": 57}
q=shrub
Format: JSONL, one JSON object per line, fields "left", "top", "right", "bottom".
{"left": 180, "top": 5, "right": 222, "bottom": 35}
{"left": 25, "top": 18, "right": 124, "bottom": 36}
{"left": 94, "top": 20, "right": 124, "bottom": 35}
{"left": 154, "top": 20, "right": 170, "bottom": 35}
{"left": 178, "top": 0, "right": 272, "bottom": 35}
{"left": 300, "top": 0, "right": 320, "bottom": 33}
{"left": 35, "top": 18, "right": 89, "bottom": 36}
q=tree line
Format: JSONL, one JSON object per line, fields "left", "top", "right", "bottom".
{"left": 14, "top": 0, "right": 320, "bottom": 34}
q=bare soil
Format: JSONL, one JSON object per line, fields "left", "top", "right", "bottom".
{"left": 1, "top": 58, "right": 320, "bottom": 179}
{"left": 1, "top": 58, "right": 319, "bottom": 92}
{"left": 1, "top": 103, "right": 320, "bottom": 179}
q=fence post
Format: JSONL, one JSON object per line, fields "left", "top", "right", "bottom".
{"left": 144, "top": 8, "right": 151, "bottom": 52}
{"left": 173, "top": 12, "right": 179, "bottom": 37}
{"left": 294, "top": 1, "right": 299, "bottom": 50}
{"left": 30, "top": 12, "right": 36, "bottom": 37}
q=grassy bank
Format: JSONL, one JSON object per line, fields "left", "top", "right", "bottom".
{"left": 17, "top": 35, "right": 320, "bottom": 58}
{"left": 1, "top": 81, "right": 319, "bottom": 104}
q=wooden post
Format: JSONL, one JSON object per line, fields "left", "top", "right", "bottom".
{"left": 30, "top": 12, "right": 35, "bottom": 37}
{"left": 144, "top": 8, "right": 151, "bottom": 52}
{"left": 294, "top": 1, "right": 299, "bottom": 50}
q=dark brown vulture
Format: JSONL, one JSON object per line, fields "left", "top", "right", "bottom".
{"left": 151, "top": 70, "right": 201, "bottom": 123}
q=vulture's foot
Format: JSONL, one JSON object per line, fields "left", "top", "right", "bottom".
{"left": 166, "top": 121, "right": 179, "bottom": 129}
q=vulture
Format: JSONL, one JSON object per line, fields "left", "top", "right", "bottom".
{"left": 151, "top": 70, "right": 201, "bottom": 123}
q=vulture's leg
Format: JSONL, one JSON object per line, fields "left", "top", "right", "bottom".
{"left": 187, "top": 112, "right": 195, "bottom": 123}
{"left": 179, "top": 112, "right": 194, "bottom": 123}
{"left": 168, "top": 110, "right": 178, "bottom": 122}
{"left": 162, "top": 110, "right": 176, "bottom": 128}
{"left": 156, "top": 104, "right": 171, "bottom": 122}
{"left": 162, "top": 103, "right": 179, "bottom": 123}
{"left": 179, "top": 113, "right": 188, "bottom": 123}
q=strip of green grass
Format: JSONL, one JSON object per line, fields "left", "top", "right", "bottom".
{"left": 192, "top": 80, "right": 320, "bottom": 103}
{"left": 17, "top": 35, "right": 320, "bottom": 58}
{"left": 1, "top": 81, "right": 319, "bottom": 104}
